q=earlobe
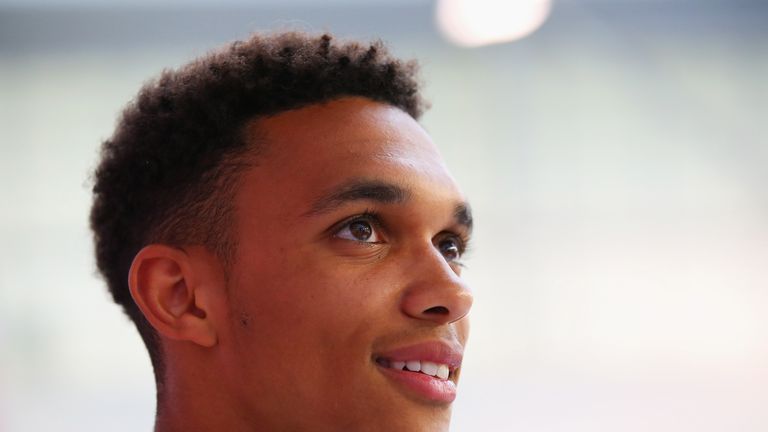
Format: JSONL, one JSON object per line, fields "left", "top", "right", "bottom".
{"left": 129, "top": 244, "right": 218, "bottom": 348}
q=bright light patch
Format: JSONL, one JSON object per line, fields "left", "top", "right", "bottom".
{"left": 436, "top": 0, "right": 552, "bottom": 47}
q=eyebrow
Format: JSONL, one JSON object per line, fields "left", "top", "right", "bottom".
{"left": 455, "top": 203, "right": 474, "bottom": 233}
{"left": 304, "top": 179, "right": 410, "bottom": 216}
{"left": 303, "top": 178, "right": 474, "bottom": 232}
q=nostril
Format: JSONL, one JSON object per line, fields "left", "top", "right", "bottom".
{"left": 423, "top": 306, "right": 449, "bottom": 315}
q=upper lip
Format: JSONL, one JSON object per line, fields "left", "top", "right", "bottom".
{"left": 373, "top": 340, "right": 464, "bottom": 372}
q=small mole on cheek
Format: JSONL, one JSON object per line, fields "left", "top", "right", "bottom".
{"left": 239, "top": 312, "right": 251, "bottom": 327}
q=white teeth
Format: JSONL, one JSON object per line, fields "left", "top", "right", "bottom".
{"left": 421, "top": 361, "right": 439, "bottom": 376}
{"left": 405, "top": 360, "right": 421, "bottom": 372}
{"left": 384, "top": 359, "right": 452, "bottom": 380}
{"left": 437, "top": 364, "right": 450, "bottom": 380}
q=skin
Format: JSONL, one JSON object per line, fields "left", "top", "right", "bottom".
{"left": 129, "top": 97, "right": 473, "bottom": 431}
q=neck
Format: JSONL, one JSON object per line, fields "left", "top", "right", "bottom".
{"left": 153, "top": 350, "right": 250, "bottom": 432}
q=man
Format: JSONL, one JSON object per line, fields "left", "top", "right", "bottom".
{"left": 91, "top": 32, "right": 473, "bottom": 431}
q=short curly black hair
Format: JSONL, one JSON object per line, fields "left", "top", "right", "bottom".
{"left": 90, "top": 31, "right": 425, "bottom": 381}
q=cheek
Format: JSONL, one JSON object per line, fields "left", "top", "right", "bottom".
{"left": 226, "top": 256, "right": 395, "bottom": 365}
{"left": 222, "top": 258, "right": 401, "bottom": 419}
{"left": 220, "top": 251, "right": 458, "bottom": 428}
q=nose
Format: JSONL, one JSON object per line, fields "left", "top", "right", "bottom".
{"left": 399, "top": 246, "right": 473, "bottom": 325}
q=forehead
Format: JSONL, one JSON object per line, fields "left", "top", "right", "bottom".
{"left": 239, "top": 97, "right": 462, "bottom": 203}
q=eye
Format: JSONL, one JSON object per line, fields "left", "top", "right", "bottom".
{"left": 334, "top": 217, "right": 383, "bottom": 243}
{"left": 436, "top": 235, "right": 464, "bottom": 263}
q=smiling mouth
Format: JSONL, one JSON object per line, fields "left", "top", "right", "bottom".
{"left": 375, "top": 357, "right": 455, "bottom": 381}
{"left": 372, "top": 340, "right": 463, "bottom": 403}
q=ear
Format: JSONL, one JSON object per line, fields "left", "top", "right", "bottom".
{"left": 128, "top": 244, "right": 219, "bottom": 348}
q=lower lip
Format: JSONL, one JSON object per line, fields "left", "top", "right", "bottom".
{"left": 377, "top": 364, "right": 457, "bottom": 403}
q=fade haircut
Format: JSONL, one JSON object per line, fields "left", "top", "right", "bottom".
{"left": 90, "top": 31, "right": 426, "bottom": 383}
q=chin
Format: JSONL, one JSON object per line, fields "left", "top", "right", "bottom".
{"left": 318, "top": 400, "right": 452, "bottom": 432}
{"left": 373, "top": 404, "right": 453, "bottom": 432}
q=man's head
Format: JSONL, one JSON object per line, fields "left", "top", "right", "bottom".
{"left": 91, "top": 32, "right": 472, "bottom": 431}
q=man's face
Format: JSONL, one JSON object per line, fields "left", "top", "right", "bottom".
{"left": 218, "top": 97, "right": 473, "bottom": 431}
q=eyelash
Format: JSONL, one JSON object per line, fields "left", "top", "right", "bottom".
{"left": 331, "top": 210, "right": 385, "bottom": 244}
{"left": 437, "top": 232, "right": 470, "bottom": 267}
{"left": 331, "top": 210, "right": 471, "bottom": 265}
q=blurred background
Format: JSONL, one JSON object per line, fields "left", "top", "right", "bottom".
{"left": 1, "top": 0, "right": 766, "bottom": 430}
